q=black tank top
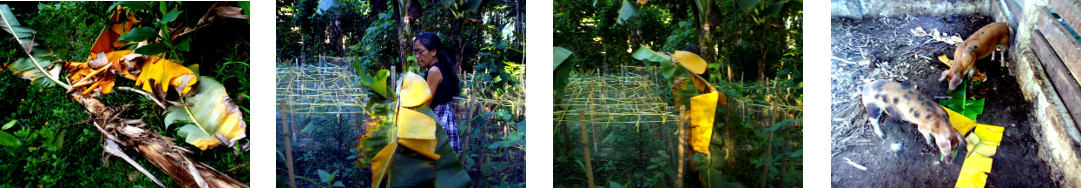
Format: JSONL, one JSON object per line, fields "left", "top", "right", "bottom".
{"left": 425, "top": 61, "right": 460, "bottom": 107}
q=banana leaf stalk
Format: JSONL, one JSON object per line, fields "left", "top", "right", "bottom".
{"left": 72, "top": 92, "right": 247, "bottom": 188}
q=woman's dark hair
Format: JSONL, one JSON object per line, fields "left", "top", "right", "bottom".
{"left": 414, "top": 32, "right": 460, "bottom": 98}
{"left": 684, "top": 43, "right": 700, "bottom": 55}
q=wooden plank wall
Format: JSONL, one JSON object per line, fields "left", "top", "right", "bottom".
{"left": 1031, "top": 0, "right": 1081, "bottom": 134}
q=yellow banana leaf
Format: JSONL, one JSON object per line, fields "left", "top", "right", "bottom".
{"left": 64, "top": 50, "right": 135, "bottom": 95}
{"left": 397, "top": 107, "right": 437, "bottom": 140}
{"left": 135, "top": 56, "right": 197, "bottom": 96}
{"left": 367, "top": 72, "right": 461, "bottom": 187}
{"left": 956, "top": 154, "right": 994, "bottom": 188}
{"left": 91, "top": 6, "right": 139, "bottom": 54}
{"left": 371, "top": 142, "right": 397, "bottom": 187}
{"left": 969, "top": 142, "right": 998, "bottom": 158}
{"left": 974, "top": 124, "right": 1004, "bottom": 146}
{"left": 944, "top": 105, "right": 1005, "bottom": 188}
{"left": 689, "top": 91, "right": 718, "bottom": 154}
{"left": 943, "top": 106, "right": 977, "bottom": 134}
{"left": 164, "top": 77, "right": 247, "bottom": 150}
{"left": 399, "top": 72, "right": 433, "bottom": 107}
{"left": 673, "top": 50, "right": 707, "bottom": 74}
{"left": 965, "top": 133, "right": 979, "bottom": 155}
{"left": 939, "top": 55, "right": 952, "bottom": 66}
{"left": 398, "top": 138, "right": 440, "bottom": 160}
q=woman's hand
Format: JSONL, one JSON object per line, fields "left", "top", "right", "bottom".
{"left": 425, "top": 66, "right": 442, "bottom": 106}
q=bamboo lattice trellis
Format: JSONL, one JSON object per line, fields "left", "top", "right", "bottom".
{"left": 554, "top": 66, "right": 678, "bottom": 127}
{"left": 277, "top": 56, "right": 368, "bottom": 115}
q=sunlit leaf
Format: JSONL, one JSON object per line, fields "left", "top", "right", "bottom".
{"left": 399, "top": 138, "right": 439, "bottom": 160}
{"left": 974, "top": 124, "right": 1004, "bottom": 146}
{"left": 370, "top": 142, "right": 396, "bottom": 187}
{"left": 938, "top": 55, "right": 952, "bottom": 66}
{"left": 396, "top": 107, "right": 436, "bottom": 140}
{"left": 399, "top": 72, "right": 432, "bottom": 107}
{"left": 673, "top": 50, "right": 707, "bottom": 74}
{"left": 135, "top": 55, "right": 197, "bottom": 96}
{"left": 943, "top": 105, "right": 977, "bottom": 134}
{"left": 164, "top": 77, "right": 247, "bottom": 150}
{"left": 688, "top": 92, "right": 717, "bottom": 154}
{"left": 2, "top": 120, "right": 14, "bottom": 130}
{"left": 360, "top": 72, "right": 470, "bottom": 187}
{"left": 955, "top": 154, "right": 992, "bottom": 187}
{"left": 91, "top": 7, "right": 140, "bottom": 54}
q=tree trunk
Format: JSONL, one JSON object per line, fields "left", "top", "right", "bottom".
{"left": 393, "top": 0, "right": 407, "bottom": 70}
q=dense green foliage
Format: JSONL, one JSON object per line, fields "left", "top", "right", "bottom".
{"left": 0, "top": 2, "right": 250, "bottom": 186}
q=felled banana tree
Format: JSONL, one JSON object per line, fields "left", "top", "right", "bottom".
{"left": 632, "top": 47, "right": 740, "bottom": 187}
{"left": 2, "top": 4, "right": 248, "bottom": 187}
{"left": 355, "top": 71, "right": 470, "bottom": 187}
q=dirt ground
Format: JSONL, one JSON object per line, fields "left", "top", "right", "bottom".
{"left": 830, "top": 15, "right": 1055, "bottom": 187}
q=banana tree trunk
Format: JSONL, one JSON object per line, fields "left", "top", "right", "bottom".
{"left": 72, "top": 93, "right": 247, "bottom": 188}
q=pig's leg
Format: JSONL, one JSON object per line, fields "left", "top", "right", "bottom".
{"left": 919, "top": 129, "right": 934, "bottom": 148}
{"left": 866, "top": 104, "right": 885, "bottom": 138}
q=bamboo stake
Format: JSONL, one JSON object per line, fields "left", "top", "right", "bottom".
{"left": 280, "top": 100, "right": 297, "bottom": 188}
{"left": 677, "top": 106, "right": 686, "bottom": 188}
{"left": 589, "top": 72, "right": 598, "bottom": 152}
{"left": 578, "top": 110, "right": 594, "bottom": 188}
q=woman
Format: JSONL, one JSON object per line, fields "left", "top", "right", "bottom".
{"left": 413, "top": 32, "right": 463, "bottom": 153}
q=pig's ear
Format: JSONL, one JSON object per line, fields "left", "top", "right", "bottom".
{"left": 936, "top": 137, "right": 953, "bottom": 153}
{"left": 951, "top": 131, "right": 964, "bottom": 149}
{"left": 950, "top": 76, "right": 962, "bottom": 91}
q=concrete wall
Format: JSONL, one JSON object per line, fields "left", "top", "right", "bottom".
{"left": 831, "top": 0, "right": 991, "bottom": 18}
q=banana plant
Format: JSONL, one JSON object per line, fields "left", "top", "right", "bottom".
{"left": 633, "top": 46, "right": 733, "bottom": 186}
{"left": 355, "top": 71, "right": 470, "bottom": 187}
{"left": 0, "top": 4, "right": 68, "bottom": 89}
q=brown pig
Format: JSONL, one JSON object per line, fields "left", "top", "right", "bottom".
{"left": 862, "top": 80, "right": 964, "bottom": 164}
{"left": 940, "top": 22, "right": 1010, "bottom": 92}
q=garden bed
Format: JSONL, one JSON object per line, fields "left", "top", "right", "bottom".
{"left": 829, "top": 15, "right": 1055, "bottom": 187}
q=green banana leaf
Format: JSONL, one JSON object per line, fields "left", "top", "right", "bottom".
{"left": 164, "top": 76, "right": 248, "bottom": 150}
{"left": 631, "top": 47, "right": 680, "bottom": 81}
{"left": 554, "top": 47, "right": 574, "bottom": 95}
{"left": 387, "top": 118, "right": 471, "bottom": 187}
{"left": 359, "top": 69, "right": 392, "bottom": 99}
{"left": 617, "top": 0, "right": 639, "bottom": 25}
{"left": 358, "top": 72, "right": 471, "bottom": 188}
{"left": 0, "top": 130, "right": 19, "bottom": 147}
{"left": 0, "top": 4, "right": 65, "bottom": 89}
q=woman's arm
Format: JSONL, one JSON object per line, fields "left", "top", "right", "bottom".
{"left": 425, "top": 66, "right": 442, "bottom": 106}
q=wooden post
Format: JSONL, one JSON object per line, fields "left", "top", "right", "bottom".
{"left": 590, "top": 70, "right": 600, "bottom": 152}
{"left": 391, "top": 66, "right": 397, "bottom": 92}
{"left": 677, "top": 106, "right": 686, "bottom": 188}
{"left": 280, "top": 100, "right": 297, "bottom": 188}
{"left": 578, "top": 110, "right": 595, "bottom": 188}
